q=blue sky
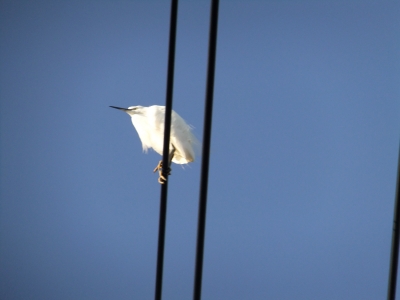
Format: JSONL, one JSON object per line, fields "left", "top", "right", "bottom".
{"left": 1, "top": 0, "right": 399, "bottom": 299}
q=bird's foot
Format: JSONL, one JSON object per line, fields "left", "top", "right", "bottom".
{"left": 153, "top": 160, "right": 171, "bottom": 184}
{"left": 153, "top": 160, "right": 163, "bottom": 173}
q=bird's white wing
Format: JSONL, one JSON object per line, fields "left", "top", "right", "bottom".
{"left": 170, "top": 111, "right": 199, "bottom": 164}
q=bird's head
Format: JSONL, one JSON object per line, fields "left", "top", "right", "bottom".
{"left": 110, "top": 105, "right": 143, "bottom": 116}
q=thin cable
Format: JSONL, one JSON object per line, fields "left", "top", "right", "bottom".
{"left": 387, "top": 144, "right": 400, "bottom": 300}
{"left": 154, "top": 1, "right": 178, "bottom": 299}
{"left": 193, "top": 1, "right": 219, "bottom": 299}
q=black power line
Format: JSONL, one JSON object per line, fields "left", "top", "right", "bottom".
{"left": 193, "top": 1, "right": 219, "bottom": 300}
{"left": 154, "top": 1, "right": 178, "bottom": 300}
{"left": 387, "top": 145, "right": 400, "bottom": 300}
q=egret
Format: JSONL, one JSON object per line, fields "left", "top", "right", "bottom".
{"left": 110, "top": 105, "right": 199, "bottom": 184}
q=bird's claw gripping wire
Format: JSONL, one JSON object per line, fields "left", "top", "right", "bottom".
{"left": 153, "top": 160, "right": 171, "bottom": 184}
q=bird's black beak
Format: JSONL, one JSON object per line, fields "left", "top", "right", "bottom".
{"left": 110, "top": 106, "right": 129, "bottom": 112}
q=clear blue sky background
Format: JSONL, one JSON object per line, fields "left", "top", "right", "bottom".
{"left": 1, "top": 1, "right": 399, "bottom": 299}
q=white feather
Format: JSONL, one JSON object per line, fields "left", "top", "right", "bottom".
{"left": 117, "top": 105, "right": 199, "bottom": 164}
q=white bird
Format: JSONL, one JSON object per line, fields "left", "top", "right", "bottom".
{"left": 110, "top": 105, "right": 199, "bottom": 184}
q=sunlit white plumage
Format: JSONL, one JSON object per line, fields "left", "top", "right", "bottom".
{"left": 110, "top": 105, "right": 198, "bottom": 183}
